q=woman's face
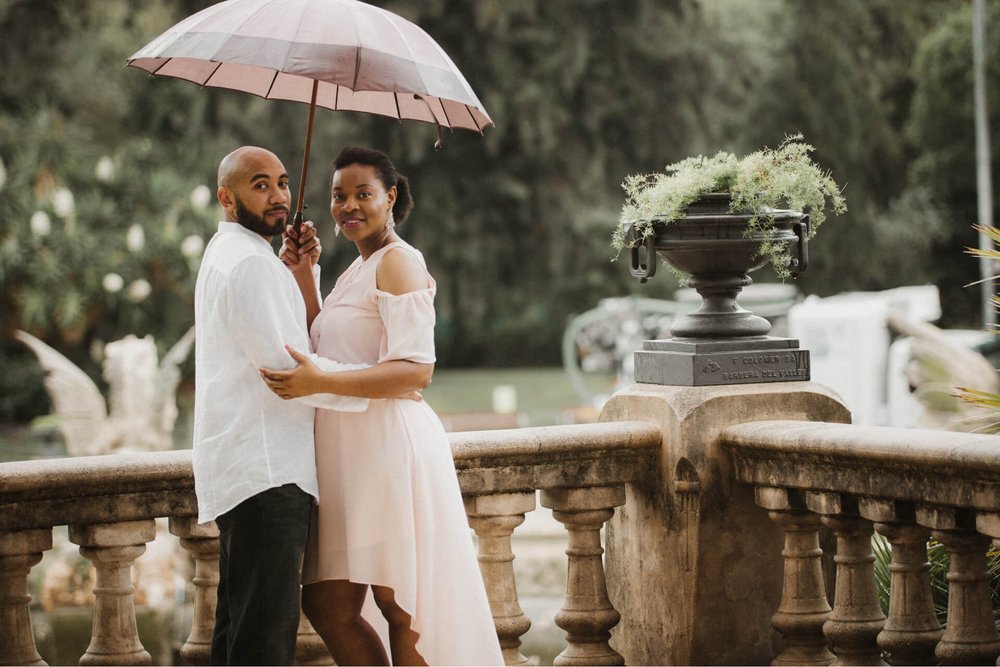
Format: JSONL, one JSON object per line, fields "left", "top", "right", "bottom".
{"left": 330, "top": 163, "right": 396, "bottom": 243}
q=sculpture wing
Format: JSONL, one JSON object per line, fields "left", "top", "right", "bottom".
{"left": 152, "top": 325, "right": 195, "bottom": 438}
{"left": 15, "top": 330, "right": 108, "bottom": 455}
{"left": 888, "top": 314, "right": 1000, "bottom": 431}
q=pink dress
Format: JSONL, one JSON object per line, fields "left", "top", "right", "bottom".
{"left": 304, "top": 241, "right": 503, "bottom": 666}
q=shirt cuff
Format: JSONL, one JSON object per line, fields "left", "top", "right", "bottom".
{"left": 293, "top": 354, "right": 370, "bottom": 412}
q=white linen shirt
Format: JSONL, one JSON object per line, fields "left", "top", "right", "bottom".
{"left": 192, "top": 221, "right": 367, "bottom": 523}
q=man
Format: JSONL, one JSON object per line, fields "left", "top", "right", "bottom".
{"left": 192, "top": 146, "right": 367, "bottom": 665}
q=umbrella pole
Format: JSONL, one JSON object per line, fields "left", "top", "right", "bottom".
{"left": 293, "top": 79, "right": 320, "bottom": 234}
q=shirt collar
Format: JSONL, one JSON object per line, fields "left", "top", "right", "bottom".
{"left": 217, "top": 220, "right": 274, "bottom": 250}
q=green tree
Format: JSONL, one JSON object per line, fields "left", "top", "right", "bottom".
{"left": 907, "top": 0, "right": 1000, "bottom": 326}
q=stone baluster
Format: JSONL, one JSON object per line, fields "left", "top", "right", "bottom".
{"left": 465, "top": 491, "right": 536, "bottom": 666}
{"left": 860, "top": 498, "right": 941, "bottom": 666}
{"left": 805, "top": 492, "right": 886, "bottom": 666}
{"left": 0, "top": 528, "right": 53, "bottom": 667}
{"left": 756, "top": 486, "right": 834, "bottom": 666}
{"left": 541, "top": 484, "right": 625, "bottom": 666}
{"left": 168, "top": 517, "right": 219, "bottom": 666}
{"left": 69, "top": 520, "right": 156, "bottom": 666}
{"left": 875, "top": 524, "right": 942, "bottom": 665}
{"left": 918, "top": 504, "right": 1000, "bottom": 666}
{"left": 976, "top": 511, "right": 1000, "bottom": 667}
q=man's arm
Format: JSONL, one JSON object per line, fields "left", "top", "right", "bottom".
{"left": 227, "top": 254, "right": 369, "bottom": 412}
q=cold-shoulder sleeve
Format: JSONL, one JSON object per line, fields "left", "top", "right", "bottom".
{"left": 376, "top": 288, "right": 436, "bottom": 364}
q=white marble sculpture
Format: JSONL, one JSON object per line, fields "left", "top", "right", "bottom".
{"left": 15, "top": 327, "right": 195, "bottom": 456}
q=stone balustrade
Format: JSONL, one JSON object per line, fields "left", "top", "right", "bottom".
{"left": 724, "top": 419, "right": 1000, "bottom": 666}
{"left": 5, "top": 382, "right": 1000, "bottom": 666}
{"left": 0, "top": 421, "right": 659, "bottom": 667}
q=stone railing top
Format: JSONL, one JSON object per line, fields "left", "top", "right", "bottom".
{"left": 0, "top": 421, "right": 662, "bottom": 530}
{"left": 0, "top": 449, "right": 196, "bottom": 532}
{"left": 0, "top": 449, "right": 194, "bottom": 500}
{"left": 724, "top": 419, "right": 1000, "bottom": 511}
{"left": 451, "top": 421, "right": 661, "bottom": 463}
{"left": 452, "top": 421, "right": 661, "bottom": 495}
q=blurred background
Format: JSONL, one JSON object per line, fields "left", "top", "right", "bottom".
{"left": 0, "top": 0, "right": 997, "bottom": 434}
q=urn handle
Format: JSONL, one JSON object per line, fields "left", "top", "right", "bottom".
{"left": 789, "top": 214, "right": 810, "bottom": 275}
{"left": 628, "top": 231, "right": 657, "bottom": 283}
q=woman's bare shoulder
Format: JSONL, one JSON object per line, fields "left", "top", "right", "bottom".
{"left": 376, "top": 246, "right": 429, "bottom": 295}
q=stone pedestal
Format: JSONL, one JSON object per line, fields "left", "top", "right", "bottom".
{"left": 634, "top": 337, "right": 810, "bottom": 386}
{"left": 601, "top": 381, "right": 849, "bottom": 665}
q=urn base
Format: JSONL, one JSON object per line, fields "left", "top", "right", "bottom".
{"left": 634, "top": 336, "right": 810, "bottom": 387}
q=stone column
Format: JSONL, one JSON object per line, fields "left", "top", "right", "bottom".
{"left": 601, "top": 381, "right": 849, "bottom": 666}
{"left": 931, "top": 529, "right": 1000, "bottom": 665}
{"left": 169, "top": 517, "right": 219, "bottom": 666}
{"left": 757, "top": 486, "right": 834, "bottom": 667}
{"left": 542, "top": 484, "right": 626, "bottom": 667}
{"left": 69, "top": 519, "right": 156, "bottom": 666}
{"left": 0, "top": 528, "right": 52, "bottom": 667}
{"left": 805, "top": 492, "right": 885, "bottom": 666}
{"left": 465, "top": 491, "right": 536, "bottom": 666}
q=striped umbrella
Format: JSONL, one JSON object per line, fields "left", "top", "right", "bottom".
{"left": 126, "top": 0, "right": 492, "bottom": 226}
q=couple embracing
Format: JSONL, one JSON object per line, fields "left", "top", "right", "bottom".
{"left": 192, "top": 145, "right": 503, "bottom": 666}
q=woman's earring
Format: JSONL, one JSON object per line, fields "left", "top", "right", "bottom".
{"left": 334, "top": 224, "right": 341, "bottom": 237}
{"left": 385, "top": 210, "right": 396, "bottom": 232}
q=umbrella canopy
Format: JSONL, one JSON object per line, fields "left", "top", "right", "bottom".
{"left": 126, "top": 0, "right": 492, "bottom": 221}
{"left": 126, "top": 0, "right": 492, "bottom": 132}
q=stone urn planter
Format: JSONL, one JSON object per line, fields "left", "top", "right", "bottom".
{"left": 613, "top": 138, "right": 845, "bottom": 386}
{"left": 623, "top": 193, "right": 813, "bottom": 386}
{"left": 625, "top": 193, "right": 810, "bottom": 340}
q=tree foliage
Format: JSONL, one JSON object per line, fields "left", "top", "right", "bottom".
{"left": 0, "top": 0, "right": 997, "bottom": 421}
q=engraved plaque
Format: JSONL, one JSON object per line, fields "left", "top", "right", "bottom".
{"left": 634, "top": 337, "right": 810, "bottom": 387}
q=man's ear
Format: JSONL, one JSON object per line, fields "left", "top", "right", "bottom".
{"left": 218, "top": 186, "right": 235, "bottom": 216}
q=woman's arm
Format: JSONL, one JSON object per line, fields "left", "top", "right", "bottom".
{"left": 260, "top": 345, "right": 432, "bottom": 399}
{"left": 279, "top": 222, "right": 322, "bottom": 328}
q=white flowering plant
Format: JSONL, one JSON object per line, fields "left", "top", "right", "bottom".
{"left": 612, "top": 135, "right": 847, "bottom": 277}
{"left": 0, "top": 150, "right": 218, "bottom": 360}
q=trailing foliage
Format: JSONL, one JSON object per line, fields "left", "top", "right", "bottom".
{"left": 614, "top": 135, "right": 846, "bottom": 278}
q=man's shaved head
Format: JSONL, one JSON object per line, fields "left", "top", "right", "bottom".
{"left": 216, "top": 146, "right": 290, "bottom": 237}
{"left": 218, "top": 146, "right": 281, "bottom": 189}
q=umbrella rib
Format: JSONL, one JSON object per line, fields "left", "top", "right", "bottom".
{"left": 263, "top": 70, "right": 279, "bottom": 99}
{"left": 202, "top": 61, "right": 224, "bottom": 87}
{"left": 149, "top": 59, "right": 170, "bottom": 76}
{"left": 439, "top": 100, "right": 454, "bottom": 129}
{"left": 463, "top": 105, "right": 484, "bottom": 134}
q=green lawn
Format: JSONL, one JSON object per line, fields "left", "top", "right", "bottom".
{"left": 0, "top": 367, "right": 619, "bottom": 462}
{"left": 423, "top": 366, "right": 616, "bottom": 426}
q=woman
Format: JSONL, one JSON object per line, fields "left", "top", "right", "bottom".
{"left": 260, "top": 146, "right": 503, "bottom": 666}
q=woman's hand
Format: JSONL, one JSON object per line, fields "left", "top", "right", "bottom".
{"left": 259, "top": 346, "right": 322, "bottom": 399}
{"left": 279, "top": 221, "right": 321, "bottom": 273}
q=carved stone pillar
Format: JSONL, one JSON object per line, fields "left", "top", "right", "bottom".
{"left": 542, "top": 484, "right": 626, "bottom": 667}
{"left": 930, "top": 528, "right": 1000, "bottom": 666}
{"left": 867, "top": 520, "right": 942, "bottom": 666}
{"left": 820, "top": 515, "right": 886, "bottom": 666}
{"left": 757, "top": 486, "right": 834, "bottom": 666}
{"left": 465, "top": 491, "right": 536, "bottom": 666}
{"left": 0, "top": 528, "right": 52, "bottom": 667}
{"left": 169, "top": 517, "right": 219, "bottom": 666}
{"left": 69, "top": 520, "right": 156, "bottom": 666}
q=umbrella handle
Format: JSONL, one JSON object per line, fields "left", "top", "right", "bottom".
{"left": 294, "top": 80, "right": 320, "bottom": 233}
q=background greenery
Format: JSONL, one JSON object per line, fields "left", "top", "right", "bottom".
{"left": 1, "top": 0, "right": 998, "bottom": 422}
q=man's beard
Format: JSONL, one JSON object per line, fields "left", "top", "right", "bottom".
{"left": 235, "top": 196, "right": 287, "bottom": 238}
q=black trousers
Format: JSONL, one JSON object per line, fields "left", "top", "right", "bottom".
{"left": 211, "top": 483, "right": 312, "bottom": 666}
